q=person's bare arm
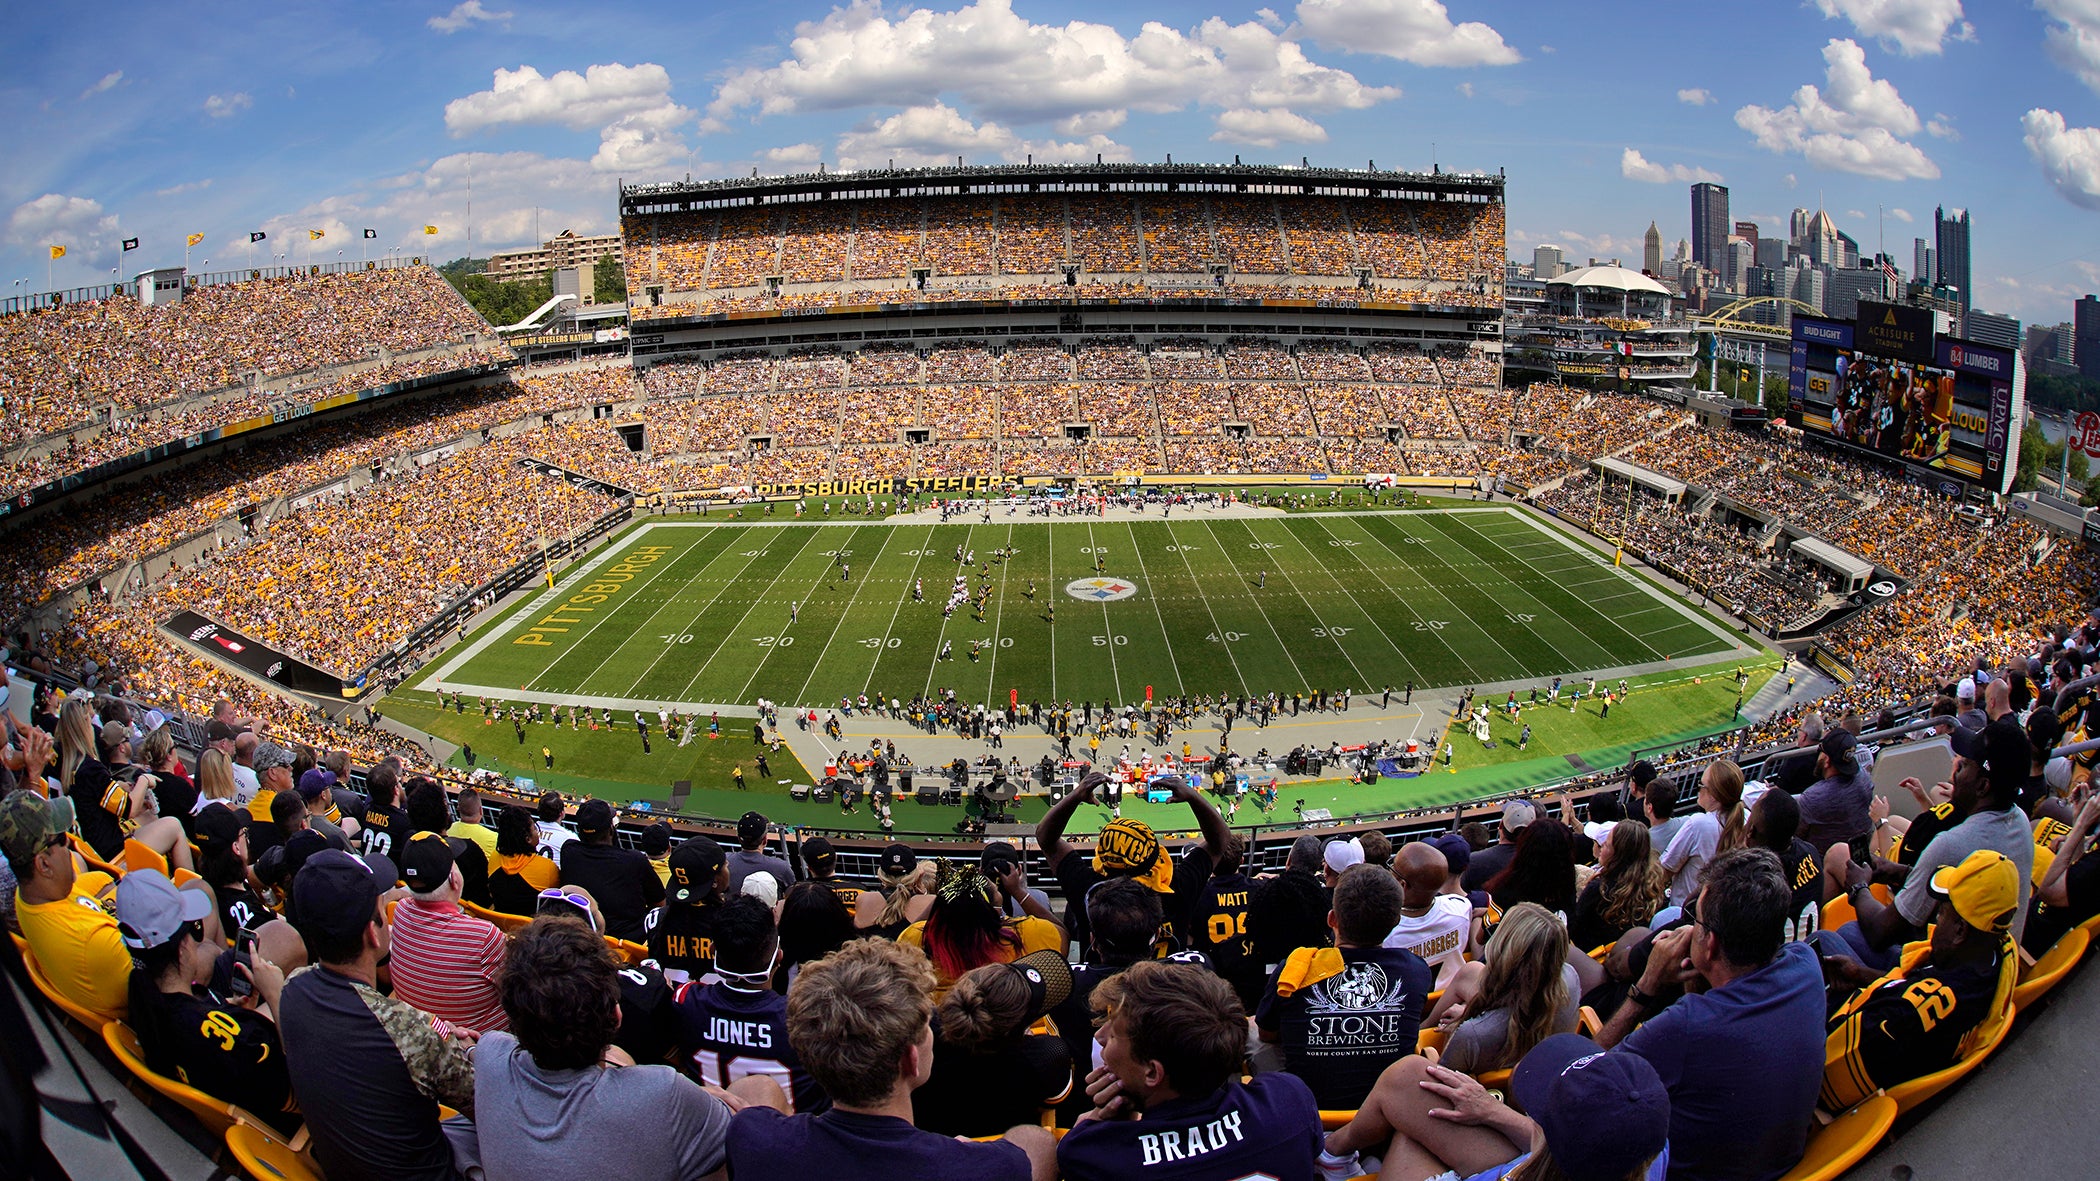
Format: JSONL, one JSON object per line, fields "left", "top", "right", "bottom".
{"left": 1165, "top": 774, "right": 1231, "bottom": 858}
{"left": 1597, "top": 926, "right": 1698, "bottom": 1049}
{"left": 2038, "top": 797, "right": 2100, "bottom": 909}
{"left": 1034, "top": 772, "right": 1106, "bottom": 870}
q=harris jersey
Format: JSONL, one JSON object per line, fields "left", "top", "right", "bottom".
{"left": 1188, "top": 871, "right": 1258, "bottom": 1006}
{"left": 672, "top": 978, "right": 823, "bottom": 1113}
{"left": 1820, "top": 940, "right": 2014, "bottom": 1111}
{"left": 644, "top": 902, "right": 720, "bottom": 985}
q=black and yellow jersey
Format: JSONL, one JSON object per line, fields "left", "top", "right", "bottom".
{"left": 1190, "top": 870, "right": 1259, "bottom": 1006}
{"left": 1821, "top": 938, "right": 2014, "bottom": 1111}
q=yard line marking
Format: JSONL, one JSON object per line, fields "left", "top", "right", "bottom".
{"left": 1343, "top": 515, "right": 1523, "bottom": 680}
{"left": 982, "top": 523, "right": 1018, "bottom": 700}
{"left": 553, "top": 526, "right": 778, "bottom": 697}
{"left": 1296, "top": 514, "right": 1435, "bottom": 684}
{"left": 1119, "top": 520, "right": 1187, "bottom": 699}
{"left": 860, "top": 524, "right": 938, "bottom": 696}
{"left": 641, "top": 527, "right": 823, "bottom": 701}
{"left": 1408, "top": 514, "right": 1589, "bottom": 670}
{"left": 1084, "top": 522, "right": 1126, "bottom": 703}
{"left": 780, "top": 525, "right": 889, "bottom": 707}
{"left": 1161, "top": 520, "right": 1250, "bottom": 696}
{"left": 1194, "top": 519, "right": 1310, "bottom": 691}
{"left": 1241, "top": 519, "right": 1374, "bottom": 690}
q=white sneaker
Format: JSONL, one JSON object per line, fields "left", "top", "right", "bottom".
{"left": 1317, "top": 1148, "right": 1364, "bottom": 1181}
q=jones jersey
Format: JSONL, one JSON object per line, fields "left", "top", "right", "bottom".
{"left": 673, "top": 978, "right": 823, "bottom": 1113}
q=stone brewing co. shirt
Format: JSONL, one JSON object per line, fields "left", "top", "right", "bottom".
{"left": 1255, "top": 945, "right": 1433, "bottom": 1110}
{"left": 1055, "top": 1073, "right": 1322, "bottom": 1181}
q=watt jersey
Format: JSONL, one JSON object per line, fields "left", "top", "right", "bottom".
{"left": 672, "top": 979, "right": 823, "bottom": 1113}
{"left": 1188, "top": 871, "right": 1258, "bottom": 1007}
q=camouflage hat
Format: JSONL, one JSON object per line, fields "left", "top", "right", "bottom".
{"left": 1, "top": 790, "right": 77, "bottom": 868}
{"left": 252, "top": 743, "right": 298, "bottom": 776}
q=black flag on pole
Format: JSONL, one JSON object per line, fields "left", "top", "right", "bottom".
{"left": 121, "top": 238, "right": 139, "bottom": 251}
{"left": 363, "top": 228, "right": 377, "bottom": 239}
{"left": 250, "top": 231, "right": 267, "bottom": 243}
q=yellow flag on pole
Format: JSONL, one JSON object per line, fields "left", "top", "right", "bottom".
{"left": 48, "top": 245, "right": 65, "bottom": 260}
{"left": 423, "top": 225, "right": 439, "bottom": 235}
{"left": 186, "top": 232, "right": 206, "bottom": 247}
{"left": 308, "top": 229, "right": 325, "bottom": 241}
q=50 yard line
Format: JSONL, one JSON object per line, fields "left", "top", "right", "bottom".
{"left": 1084, "top": 521, "right": 1126, "bottom": 703}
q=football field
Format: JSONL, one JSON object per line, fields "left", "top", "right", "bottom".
{"left": 415, "top": 506, "right": 1746, "bottom": 711}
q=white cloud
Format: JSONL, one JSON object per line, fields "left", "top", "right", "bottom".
{"left": 1925, "top": 112, "right": 1957, "bottom": 139}
{"left": 6, "top": 194, "right": 120, "bottom": 260}
{"left": 1812, "top": 0, "right": 1972, "bottom": 56}
{"left": 1294, "top": 0, "right": 1520, "bottom": 67}
{"left": 2024, "top": 107, "right": 2100, "bottom": 211}
{"left": 203, "top": 92, "right": 253, "bottom": 119}
{"left": 1456, "top": 82, "right": 1474, "bottom": 98}
{"left": 1733, "top": 39, "right": 1938, "bottom": 180}
{"left": 1784, "top": 172, "right": 1799, "bottom": 187}
{"left": 1054, "top": 110, "right": 1127, "bottom": 136}
{"left": 760, "top": 143, "right": 824, "bottom": 168}
{"left": 265, "top": 151, "right": 619, "bottom": 262}
{"left": 1846, "top": 208, "right": 1868, "bottom": 220}
{"left": 445, "top": 63, "right": 694, "bottom": 176}
{"left": 1677, "top": 87, "right": 1713, "bottom": 105}
{"left": 1212, "top": 107, "right": 1329, "bottom": 147}
{"left": 154, "top": 179, "right": 214, "bottom": 198}
{"left": 1619, "top": 147, "right": 1722, "bottom": 184}
{"left": 1888, "top": 206, "right": 1913, "bottom": 221}
{"left": 428, "top": 1, "right": 514, "bottom": 34}
{"left": 79, "top": 71, "right": 122, "bottom": 101}
{"left": 2042, "top": 0, "right": 2100, "bottom": 95}
{"left": 831, "top": 101, "right": 1131, "bottom": 170}
{"left": 704, "top": 0, "right": 1396, "bottom": 140}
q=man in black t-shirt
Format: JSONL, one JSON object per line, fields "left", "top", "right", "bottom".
{"left": 2026, "top": 795, "right": 2100, "bottom": 955}
{"left": 1189, "top": 836, "right": 1260, "bottom": 1009}
{"left": 1248, "top": 836, "right": 1330, "bottom": 970}
{"left": 560, "top": 799, "right": 664, "bottom": 941}
{"left": 795, "top": 836, "right": 864, "bottom": 909}
{"left": 403, "top": 778, "right": 489, "bottom": 909}
{"left": 358, "top": 762, "right": 411, "bottom": 861}
{"left": 1036, "top": 772, "right": 1227, "bottom": 951}
{"left": 1255, "top": 865, "right": 1432, "bottom": 1110}
{"left": 645, "top": 836, "right": 728, "bottom": 984}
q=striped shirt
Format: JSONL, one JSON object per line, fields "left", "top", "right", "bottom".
{"left": 386, "top": 897, "right": 509, "bottom": 1033}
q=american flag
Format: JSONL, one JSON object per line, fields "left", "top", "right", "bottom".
{"left": 1880, "top": 258, "right": 1901, "bottom": 290}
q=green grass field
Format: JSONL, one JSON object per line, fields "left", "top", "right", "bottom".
{"left": 412, "top": 505, "right": 1743, "bottom": 711}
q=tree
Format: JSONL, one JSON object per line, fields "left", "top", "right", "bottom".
{"left": 1762, "top": 374, "right": 1791, "bottom": 418}
{"left": 2014, "top": 420, "right": 2049, "bottom": 494}
{"left": 593, "top": 253, "right": 627, "bottom": 304}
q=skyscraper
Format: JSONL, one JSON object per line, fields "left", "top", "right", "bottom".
{"left": 2076, "top": 294, "right": 2100, "bottom": 381}
{"left": 1789, "top": 208, "right": 1812, "bottom": 245}
{"left": 1532, "top": 244, "right": 1565, "bottom": 279}
{"left": 1935, "top": 206, "right": 1971, "bottom": 311}
{"left": 1643, "top": 221, "right": 1662, "bottom": 275}
{"left": 1912, "top": 238, "right": 1934, "bottom": 290}
{"left": 1691, "top": 183, "right": 1729, "bottom": 273}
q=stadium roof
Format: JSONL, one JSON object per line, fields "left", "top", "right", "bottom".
{"left": 621, "top": 161, "right": 1503, "bottom": 215}
{"left": 1549, "top": 265, "right": 1671, "bottom": 296}
{"left": 1594, "top": 456, "right": 1687, "bottom": 499}
{"left": 1789, "top": 536, "right": 1874, "bottom": 583}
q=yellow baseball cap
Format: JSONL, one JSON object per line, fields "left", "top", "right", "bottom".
{"left": 1928, "top": 849, "right": 2019, "bottom": 934}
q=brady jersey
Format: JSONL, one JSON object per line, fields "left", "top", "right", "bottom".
{"left": 1056, "top": 1074, "right": 1321, "bottom": 1181}
{"left": 673, "top": 979, "right": 824, "bottom": 1113}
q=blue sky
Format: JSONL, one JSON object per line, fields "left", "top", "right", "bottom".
{"left": 3, "top": 0, "right": 2097, "bottom": 325}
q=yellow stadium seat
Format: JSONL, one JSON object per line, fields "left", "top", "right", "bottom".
{"left": 607, "top": 937, "right": 648, "bottom": 965}
{"left": 122, "top": 838, "right": 170, "bottom": 877}
{"left": 1578, "top": 1005, "right": 1603, "bottom": 1037}
{"left": 1416, "top": 1026, "right": 1450, "bottom": 1056}
{"left": 1881, "top": 1006, "right": 2012, "bottom": 1116}
{"left": 1820, "top": 894, "right": 1855, "bottom": 933}
{"left": 69, "top": 836, "right": 125, "bottom": 880}
{"left": 2013, "top": 927, "right": 2087, "bottom": 1011}
{"left": 1777, "top": 1094, "right": 1896, "bottom": 1181}
{"left": 2075, "top": 913, "right": 2100, "bottom": 945}
{"left": 1319, "top": 1109, "right": 1356, "bottom": 1130}
{"left": 22, "top": 944, "right": 118, "bottom": 1029}
{"left": 462, "top": 899, "right": 534, "bottom": 933}
{"left": 226, "top": 1122, "right": 322, "bottom": 1181}
{"left": 1471, "top": 1067, "right": 1513, "bottom": 1092}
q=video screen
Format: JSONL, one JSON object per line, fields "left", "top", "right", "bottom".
{"left": 1822, "top": 352, "right": 1957, "bottom": 468}
{"left": 1788, "top": 315, "right": 2016, "bottom": 491}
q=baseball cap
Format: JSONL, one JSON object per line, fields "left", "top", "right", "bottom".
{"left": 576, "top": 799, "right": 614, "bottom": 839}
{"left": 1929, "top": 849, "right": 2020, "bottom": 934}
{"left": 804, "top": 836, "right": 838, "bottom": 874}
{"left": 1501, "top": 799, "right": 1537, "bottom": 833}
{"left": 737, "top": 810, "right": 769, "bottom": 845}
{"left": 0, "top": 790, "right": 77, "bottom": 868}
{"left": 1092, "top": 818, "right": 1172, "bottom": 893}
{"left": 252, "top": 743, "right": 297, "bottom": 776}
{"left": 1323, "top": 837, "right": 1365, "bottom": 873}
{"left": 641, "top": 821, "right": 673, "bottom": 857}
{"left": 282, "top": 828, "right": 332, "bottom": 881}
{"left": 1581, "top": 820, "right": 1618, "bottom": 847}
{"left": 293, "top": 849, "right": 389, "bottom": 948}
{"left": 191, "top": 804, "right": 247, "bottom": 858}
{"left": 1951, "top": 719, "right": 2031, "bottom": 794}
{"left": 741, "top": 873, "right": 780, "bottom": 906}
{"left": 2045, "top": 756, "right": 2075, "bottom": 795}
{"left": 205, "top": 720, "right": 238, "bottom": 744}
{"left": 1005, "top": 948, "right": 1074, "bottom": 1021}
{"left": 1512, "top": 1034, "right": 1670, "bottom": 1181}
{"left": 98, "top": 720, "right": 130, "bottom": 753}
{"left": 978, "top": 840, "right": 1019, "bottom": 876}
{"left": 1429, "top": 832, "right": 1471, "bottom": 876}
{"left": 297, "top": 767, "right": 338, "bottom": 801}
{"left": 1819, "top": 729, "right": 1859, "bottom": 775}
{"left": 668, "top": 836, "right": 727, "bottom": 905}
{"left": 115, "top": 868, "right": 215, "bottom": 951}
{"left": 1955, "top": 678, "right": 1977, "bottom": 702}
{"left": 878, "top": 842, "right": 918, "bottom": 877}
{"left": 398, "top": 831, "right": 456, "bottom": 894}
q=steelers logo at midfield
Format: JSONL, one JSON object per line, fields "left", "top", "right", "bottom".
{"left": 1065, "top": 577, "right": 1139, "bottom": 602}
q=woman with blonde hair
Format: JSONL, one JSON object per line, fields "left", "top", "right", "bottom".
{"left": 195, "top": 748, "right": 241, "bottom": 810}
{"left": 854, "top": 843, "right": 937, "bottom": 938}
{"left": 136, "top": 725, "right": 198, "bottom": 826}
{"left": 1568, "top": 822, "right": 1670, "bottom": 951}
{"left": 1659, "top": 759, "right": 1746, "bottom": 908}
{"left": 1425, "top": 902, "right": 1580, "bottom": 1077}
{"left": 913, "top": 952, "right": 1074, "bottom": 1136}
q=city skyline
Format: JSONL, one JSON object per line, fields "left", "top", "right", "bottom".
{"left": 3, "top": 0, "right": 2096, "bottom": 324}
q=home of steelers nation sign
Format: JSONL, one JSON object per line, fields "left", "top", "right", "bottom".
{"left": 1065, "top": 577, "right": 1139, "bottom": 602}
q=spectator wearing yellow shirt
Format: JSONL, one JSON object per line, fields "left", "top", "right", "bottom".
{"left": 6, "top": 790, "right": 163, "bottom": 1022}
{"left": 446, "top": 789, "right": 499, "bottom": 861}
